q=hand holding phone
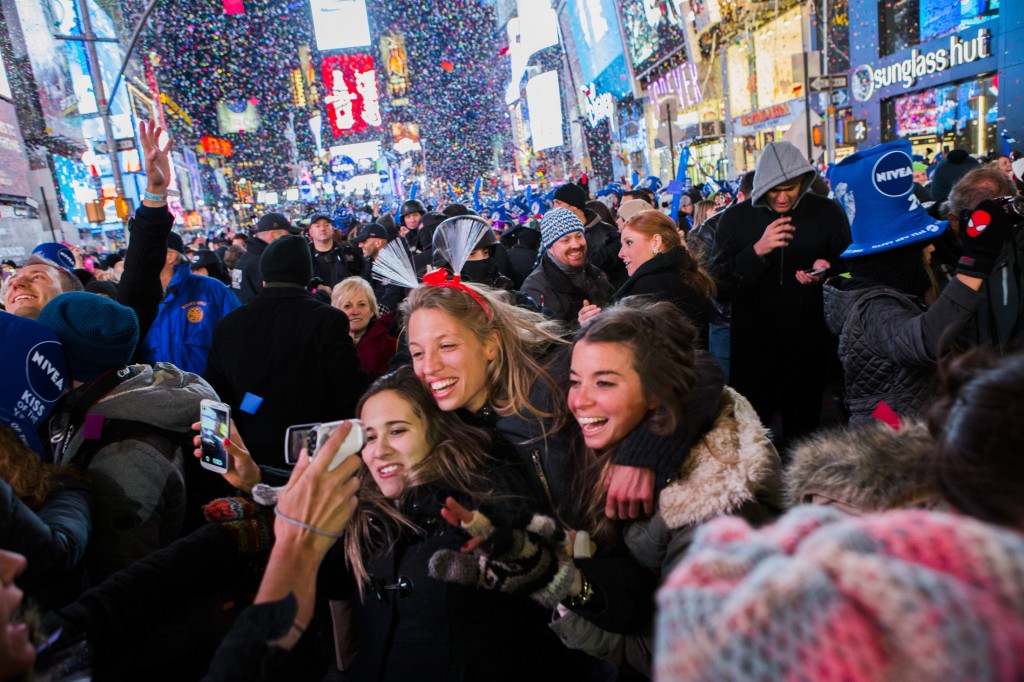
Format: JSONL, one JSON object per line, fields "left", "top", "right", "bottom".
{"left": 199, "top": 399, "right": 231, "bottom": 473}
{"left": 316, "top": 420, "right": 365, "bottom": 471}
{"left": 803, "top": 266, "right": 827, "bottom": 276}
{"left": 284, "top": 419, "right": 365, "bottom": 471}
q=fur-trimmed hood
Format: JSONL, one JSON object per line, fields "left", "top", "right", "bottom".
{"left": 657, "top": 387, "right": 781, "bottom": 530}
{"left": 785, "top": 420, "right": 941, "bottom": 513}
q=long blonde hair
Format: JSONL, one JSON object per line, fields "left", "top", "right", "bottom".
{"left": 400, "top": 282, "right": 567, "bottom": 419}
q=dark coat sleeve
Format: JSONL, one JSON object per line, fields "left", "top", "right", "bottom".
{"left": 0, "top": 475, "right": 91, "bottom": 592}
{"left": 240, "top": 259, "right": 263, "bottom": 303}
{"left": 118, "top": 205, "right": 174, "bottom": 354}
{"left": 859, "top": 278, "right": 986, "bottom": 366}
{"left": 320, "top": 311, "right": 370, "bottom": 417}
{"left": 710, "top": 210, "right": 769, "bottom": 301}
{"left": 48, "top": 523, "right": 246, "bottom": 666}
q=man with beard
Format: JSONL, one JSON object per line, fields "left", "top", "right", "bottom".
{"left": 521, "top": 208, "right": 613, "bottom": 323}
{"left": 824, "top": 141, "right": 1008, "bottom": 427}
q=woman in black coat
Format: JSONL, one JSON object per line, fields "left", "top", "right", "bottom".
{"left": 579, "top": 209, "right": 715, "bottom": 346}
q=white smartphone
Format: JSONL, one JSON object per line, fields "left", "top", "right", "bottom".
{"left": 199, "top": 399, "right": 231, "bottom": 474}
{"left": 284, "top": 422, "right": 320, "bottom": 465}
{"left": 315, "top": 419, "right": 365, "bottom": 471}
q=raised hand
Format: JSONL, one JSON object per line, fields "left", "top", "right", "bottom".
{"left": 139, "top": 119, "right": 174, "bottom": 195}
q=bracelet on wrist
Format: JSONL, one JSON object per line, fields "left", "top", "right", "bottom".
{"left": 143, "top": 190, "right": 168, "bottom": 203}
{"left": 274, "top": 506, "right": 345, "bottom": 539}
{"left": 564, "top": 571, "right": 595, "bottom": 608}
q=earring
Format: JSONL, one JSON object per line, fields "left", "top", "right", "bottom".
{"left": 652, "top": 247, "right": 658, "bottom": 256}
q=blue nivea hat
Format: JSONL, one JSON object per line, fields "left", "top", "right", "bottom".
{"left": 32, "top": 243, "right": 76, "bottom": 271}
{"left": 0, "top": 314, "right": 67, "bottom": 453}
{"left": 828, "top": 140, "right": 947, "bottom": 259}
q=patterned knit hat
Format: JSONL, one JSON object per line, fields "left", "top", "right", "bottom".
{"left": 655, "top": 506, "right": 1024, "bottom": 681}
{"left": 540, "top": 208, "right": 584, "bottom": 250}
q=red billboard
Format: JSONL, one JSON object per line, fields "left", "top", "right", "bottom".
{"left": 321, "top": 54, "right": 382, "bottom": 138}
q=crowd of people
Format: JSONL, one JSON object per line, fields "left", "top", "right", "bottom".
{"left": 1, "top": 118, "right": 1024, "bottom": 681}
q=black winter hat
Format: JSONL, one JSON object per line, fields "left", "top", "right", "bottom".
{"left": 554, "top": 183, "right": 588, "bottom": 212}
{"left": 255, "top": 212, "right": 301, "bottom": 235}
{"left": 167, "top": 231, "right": 186, "bottom": 254}
{"left": 190, "top": 249, "right": 220, "bottom": 270}
{"left": 930, "top": 149, "right": 981, "bottom": 207}
{"left": 260, "top": 235, "right": 313, "bottom": 286}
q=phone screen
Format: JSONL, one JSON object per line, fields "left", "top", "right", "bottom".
{"left": 200, "top": 402, "right": 231, "bottom": 471}
{"left": 284, "top": 423, "right": 320, "bottom": 465}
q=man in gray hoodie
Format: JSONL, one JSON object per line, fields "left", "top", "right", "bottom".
{"left": 711, "top": 141, "right": 849, "bottom": 447}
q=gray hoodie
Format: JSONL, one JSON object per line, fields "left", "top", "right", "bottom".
{"left": 55, "top": 362, "right": 217, "bottom": 581}
{"left": 750, "top": 141, "right": 818, "bottom": 208}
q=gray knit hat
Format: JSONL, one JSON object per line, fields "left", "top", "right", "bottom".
{"left": 540, "top": 208, "right": 584, "bottom": 249}
{"left": 751, "top": 141, "right": 817, "bottom": 208}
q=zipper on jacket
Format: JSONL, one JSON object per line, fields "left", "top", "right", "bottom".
{"left": 530, "top": 450, "right": 557, "bottom": 512}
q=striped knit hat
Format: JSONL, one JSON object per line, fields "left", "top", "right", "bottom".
{"left": 655, "top": 506, "right": 1024, "bottom": 681}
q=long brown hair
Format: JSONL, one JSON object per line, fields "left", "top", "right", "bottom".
{"left": 623, "top": 210, "right": 716, "bottom": 297}
{"left": 344, "top": 367, "right": 498, "bottom": 594}
{"left": 568, "top": 298, "right": 700, "bottom": 545}
{"left": 0, "top": 425, "right": 70, "bottom": 509}
{"left": 400, "top": 282, "right": 567, "bottom": 419}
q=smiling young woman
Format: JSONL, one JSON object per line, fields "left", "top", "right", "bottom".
{"left": 557, "top": 297, "right": 782, "bottom": 675}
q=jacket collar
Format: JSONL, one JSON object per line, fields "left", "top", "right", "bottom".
{"left": 658, "top": 383, "right": 780, "bottom": 530}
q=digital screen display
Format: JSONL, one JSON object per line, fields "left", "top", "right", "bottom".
{"left": 309, "top": 0, "right": 371, "bottom": 51}
{"left": 621, "top": 0, "right": 687, "bottom": 76}
{"left": 526, "top": 70, "right": 564, "bottom": 152}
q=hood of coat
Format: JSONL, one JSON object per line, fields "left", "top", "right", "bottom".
{"left": 657, "top": 387, "right": 781, "bottom": 530}
{"left": 784, "top": 420, "right": 940, "bottom": 513}
{"left": 87, "top": 362, "right": 218, "bottom": 433}
{"left": 750, "top": 141, "right": 817, "bottom": 208}
{"left": 823, "top": 275, "right": 881, "bottom": 336}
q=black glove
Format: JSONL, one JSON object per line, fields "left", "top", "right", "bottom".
{"left": 957, "top": 200, "right": 1015, "bottom": 278}
{"left": 428, "top": 516, "right": 577, "bottom": 608}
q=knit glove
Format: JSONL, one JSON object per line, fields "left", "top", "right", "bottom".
{"left": 203, "top": 496, "right": 275, "bottom": 555}
{"left": 428, "top": 514, "right": 577, "bottom": 609}
{"left": 957, "top": 200, "right": 1015, "bottom": 278}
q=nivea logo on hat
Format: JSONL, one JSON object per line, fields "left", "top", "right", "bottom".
{"left": 872, "top": 150, "right": 914, "bottom": 197}
{"left": 28, "top": 341, "right": 65, "bottom": 402}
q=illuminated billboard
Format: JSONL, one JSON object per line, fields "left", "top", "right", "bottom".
{"left": 621, "top": 0, "right": 688, "bottom": 76}
{"left": 391, "top": 122, "right": 421, "bottom": 153}
{"left": 526, "top": 70, "right": 564, "bottom": 152}
{"left": 321, "top": 54, "right": 382, "bottom": 137}
{"left": 309, "top": 0, "right": 371, "bottom": 51}
{"left": 0, "top": 101, "right": 31, "bottom": 197}
{"left": 380, "top": 35, "right": 410, "bottom": 107}
{"left": 0, "top": 51, "right": 11, "bottom": 100}
{"left": 217, "top": 98, "right": 261, "bottom": 134}
{"left": 566, "top": 0, "right": 630, "bottom": 97}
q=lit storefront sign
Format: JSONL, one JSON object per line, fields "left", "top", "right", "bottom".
{"left": 648, "top": 62, "right": 703, "bottom": 110}
{"left": 321, "top": 53, "right": 382, "bottom": 137}
{"left": 852, "top": 27, "right": 992, "bottom": 102}
{"left": 739, "top": 103, "right": 792, "bottom": 128}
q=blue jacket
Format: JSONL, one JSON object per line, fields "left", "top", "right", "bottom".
{"left": 141, "top": 264, "right": 240, "bottom": 375}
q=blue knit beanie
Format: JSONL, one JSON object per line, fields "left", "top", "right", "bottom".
{"left": 0, "top": 314, "right": 66, "bottom": 453}
{"left": 540, "top": 208, "right": 585, "bottom": 250}
{"left": 37, "top": 292, "right": 139, "bottom": 383}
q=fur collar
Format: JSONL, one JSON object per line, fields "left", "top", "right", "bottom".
{"left": 657, "top": 387, "right": 781, "bottom": 530}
